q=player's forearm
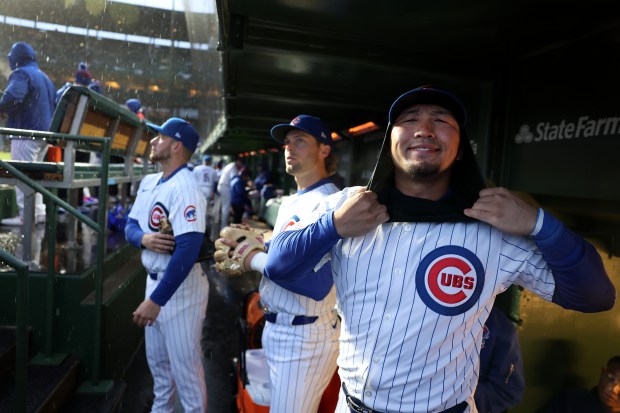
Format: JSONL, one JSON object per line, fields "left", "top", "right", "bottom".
{"left": 125, "top": 218, "right": 145, "bottom": 249}
{"left": 264, "top": 212, "right": 340, "bottom": 281}
{"left": 534, "top": 210, "right": 615, "bottom": 311}
{"left": 149, "top": 231, "right": 204, "bottom": 306}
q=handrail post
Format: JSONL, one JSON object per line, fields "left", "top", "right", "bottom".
{"left": 14, "top": 262, "right": 28, "bottom": 413}
{"left": 91, "top": 137, "right": 111, "bottom": 386}
{"left": 44, "top": 200, "right": 58, "bottom": 358}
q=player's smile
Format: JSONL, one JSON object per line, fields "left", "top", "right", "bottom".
{"left": 391, "top": 103, "right": 460, "bottom": 179}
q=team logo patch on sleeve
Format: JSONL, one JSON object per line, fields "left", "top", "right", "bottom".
{"left": 415, "top": 245, "right": 485, "bottom": 316}
{"left": 280, "top": 214, "right": 303, "bottom": 232}
{"left": 184, "top": 205, "right": 198, "bottom": 222}
{"left": 148, "top": 202, "right": 169, "bottom": 231}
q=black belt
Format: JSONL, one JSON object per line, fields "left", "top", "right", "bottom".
{"left": 264, "top": 312, "right": 318, "bottom": 326}
{"left": 343, "top": 383, "right": 467, "bottom": 413}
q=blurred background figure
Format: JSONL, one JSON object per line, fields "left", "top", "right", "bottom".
{"left": 125, "top": 98, "right": 145, "bottom": 119}
{"left": 192, "top": 155, "right": 217, "bottom": 226}
{"left": 475, "top": 306, "right": 525, "bottom": 413}
{"left": 55, "top": 61, "right": 91, "bottom": 105}
{"left": 539, "top": 355, "right": 620, "bottom": 413}
{"left": 217, "top": 157, "right": 243, "bottom": 229}
{"left": 89, "top": 78, "right": 103, "bottom": 94}
{"left": 230, "top": 167, "right": 252, "bottom": 224}
{"left": 0, "top": 41, "right": 55, "bottom": 226}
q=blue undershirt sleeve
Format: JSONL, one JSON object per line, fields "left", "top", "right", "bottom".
{"left": 264, "top": 212, "right": 341, "bottom": 284}
{"left": 533, "top": 210, "right": 615, "bottom": 312}
{"left": 124, "top": 218, "right": 145, "bottom": 249}
{"left": 149, "top": 232, "right": 204, "bottom": 306}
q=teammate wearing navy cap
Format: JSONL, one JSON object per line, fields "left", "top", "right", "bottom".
{"left": 218, "top": 114, "right": 340, "bottom": 413}
{"left": 125, "top": 117, "right": 209, "bottom": 412}
{"left": 261, "top": 86, "right": 615, "bottom": 413}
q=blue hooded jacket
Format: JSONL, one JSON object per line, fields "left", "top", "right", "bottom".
{"left": 0, "top": 42, "right": 55, "bottom": 131}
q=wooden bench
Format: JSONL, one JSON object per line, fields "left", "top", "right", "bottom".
{"left": 0, "top": 85, "right": 157, "bottom": 190}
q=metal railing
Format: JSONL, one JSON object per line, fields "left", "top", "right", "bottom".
{"left": 0, "top": 127, "right": 111, "bottom": 411}
{"left": 0, "top": 249, "right": 28, "bottom": 412}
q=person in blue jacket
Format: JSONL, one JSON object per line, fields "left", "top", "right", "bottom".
{"left": 475, "top": 306, "right": 525, "bottom": 413}
{"left": 230, "top": 167, "right": 252, "bottom": 223}
{"left": 0, "top": 42, "right": 55, "bottom": 226}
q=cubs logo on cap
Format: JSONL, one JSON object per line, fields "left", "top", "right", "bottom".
{"left": 415, "top": 245, "right": 485, "bottom": 316}
{"left": 149, "top": 202, "right": 169, "bottom": 231}
{"left": 270, "top": 114, "right": 333, "bottom": 146}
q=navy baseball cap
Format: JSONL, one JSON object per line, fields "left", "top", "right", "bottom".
{"left": 270, "top": 115, "right": 332, "bottom": 146}
{"left": 388, "top": 86, "right": 467, "bottom": 127}
{"left": 147, "top": 117, "right": 200, "bottom": 153}
{"left": 125, "top": 98, "right": 142, "bottom": 113}
{"left": 203, "top": 155, "right": 212, "bottom": 162}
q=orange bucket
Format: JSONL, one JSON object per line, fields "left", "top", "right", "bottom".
{"left": 47, "top": 146, "right": 62, "bottom": 162}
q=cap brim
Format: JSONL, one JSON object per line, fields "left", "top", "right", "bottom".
{"left": 270, "top": 124, "right": 303, "bottom": 143}
{"left": 146, "top": 122, "right": 166, "bottom": 136}
{"left": 389, "top": 88, "right": 466, "bottom": 126}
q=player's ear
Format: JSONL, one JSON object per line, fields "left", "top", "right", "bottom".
{"left": 319, "top": 143, "right": 331, "bottom": 159}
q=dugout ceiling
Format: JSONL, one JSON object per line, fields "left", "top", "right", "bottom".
{"left": 212, "top": 0, "right": 620, "bottom": 154}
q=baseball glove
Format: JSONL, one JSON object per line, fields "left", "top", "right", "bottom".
{"left": 159, "top": 217, "right": 173, "bottom": 235}
{"left": 213, "top": 224, "right": 265, "bottom": 276}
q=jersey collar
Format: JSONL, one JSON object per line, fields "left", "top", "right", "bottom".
{"left": 158, "top": 164, "right": 188, "bottom": 185}
{"left": 297, "top": 177, "right": 333, "bottom": 195}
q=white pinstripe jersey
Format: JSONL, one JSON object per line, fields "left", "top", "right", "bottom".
{"left": 259, "top": 181, "right": 340, "bottom": 316}
{"left": 129, "top": 168, "right": 207, "bottom": 274}
{"left": 312, "top": 187, "right": 556, "bottom": 413}
{"left": 192, "top": 164, "right": 217, "bottom": 199}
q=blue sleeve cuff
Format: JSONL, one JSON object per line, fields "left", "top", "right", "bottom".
{"left": 124, "top": 218, "right": 145, "bottom": 249}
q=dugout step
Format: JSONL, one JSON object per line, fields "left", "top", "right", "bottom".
{"left": 0, "top": 354, "right": 80, "bottom": 412}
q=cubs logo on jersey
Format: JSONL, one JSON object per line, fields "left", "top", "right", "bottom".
{"left": 415, "top": 245, "right": 485, "bottom": 316}
{"left": 184, "top": 205, "right": 197, "bottom": 222}
{"left": 149, "top": 202, "right": 169, "bottom": 231}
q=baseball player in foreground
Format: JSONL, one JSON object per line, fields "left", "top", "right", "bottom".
{"left": 125, "top": 117, "right": 208, "bottom": 413}
{"left": 254, "top": 86, "right": 615, "bottom": 413}
{"left": 215, "top": 115, "right": 340, "bottom": 413}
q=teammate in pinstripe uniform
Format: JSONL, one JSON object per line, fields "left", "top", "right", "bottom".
{"left": 125, "top": 117, "right": 209, "bottom": 413}
{"left": 225, "top": 115, "right": 340, "bottom": 413}
{"left": 193, "top": 155, "right": 218, "bottom": 225}
{"left": 263, "top": 87, "right": 616, "bottom": 413}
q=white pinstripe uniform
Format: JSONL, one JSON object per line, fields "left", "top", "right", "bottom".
{"left": 129, "top": 168, "right": 209, "bottom": 413}
{"left": 300, "top": 187, "right": 559, "bottom": 413}
{"left": 192, "top": 163, "right": 217, "bottom": 220}
{"left": 217, "top": 161, "right": 238, "bottom": 229}
{"left": 255, "top": 181, "right": 340, "bottom": 413}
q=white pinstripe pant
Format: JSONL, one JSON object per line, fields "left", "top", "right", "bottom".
{"left": 263, "top": 312, "right": 339, "bottom": 413}
{"left": 10, "top": 138, "right": 49, "bottom": 217}
{"left": 145, "top": 267, "right": 209, "bottom": 413}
